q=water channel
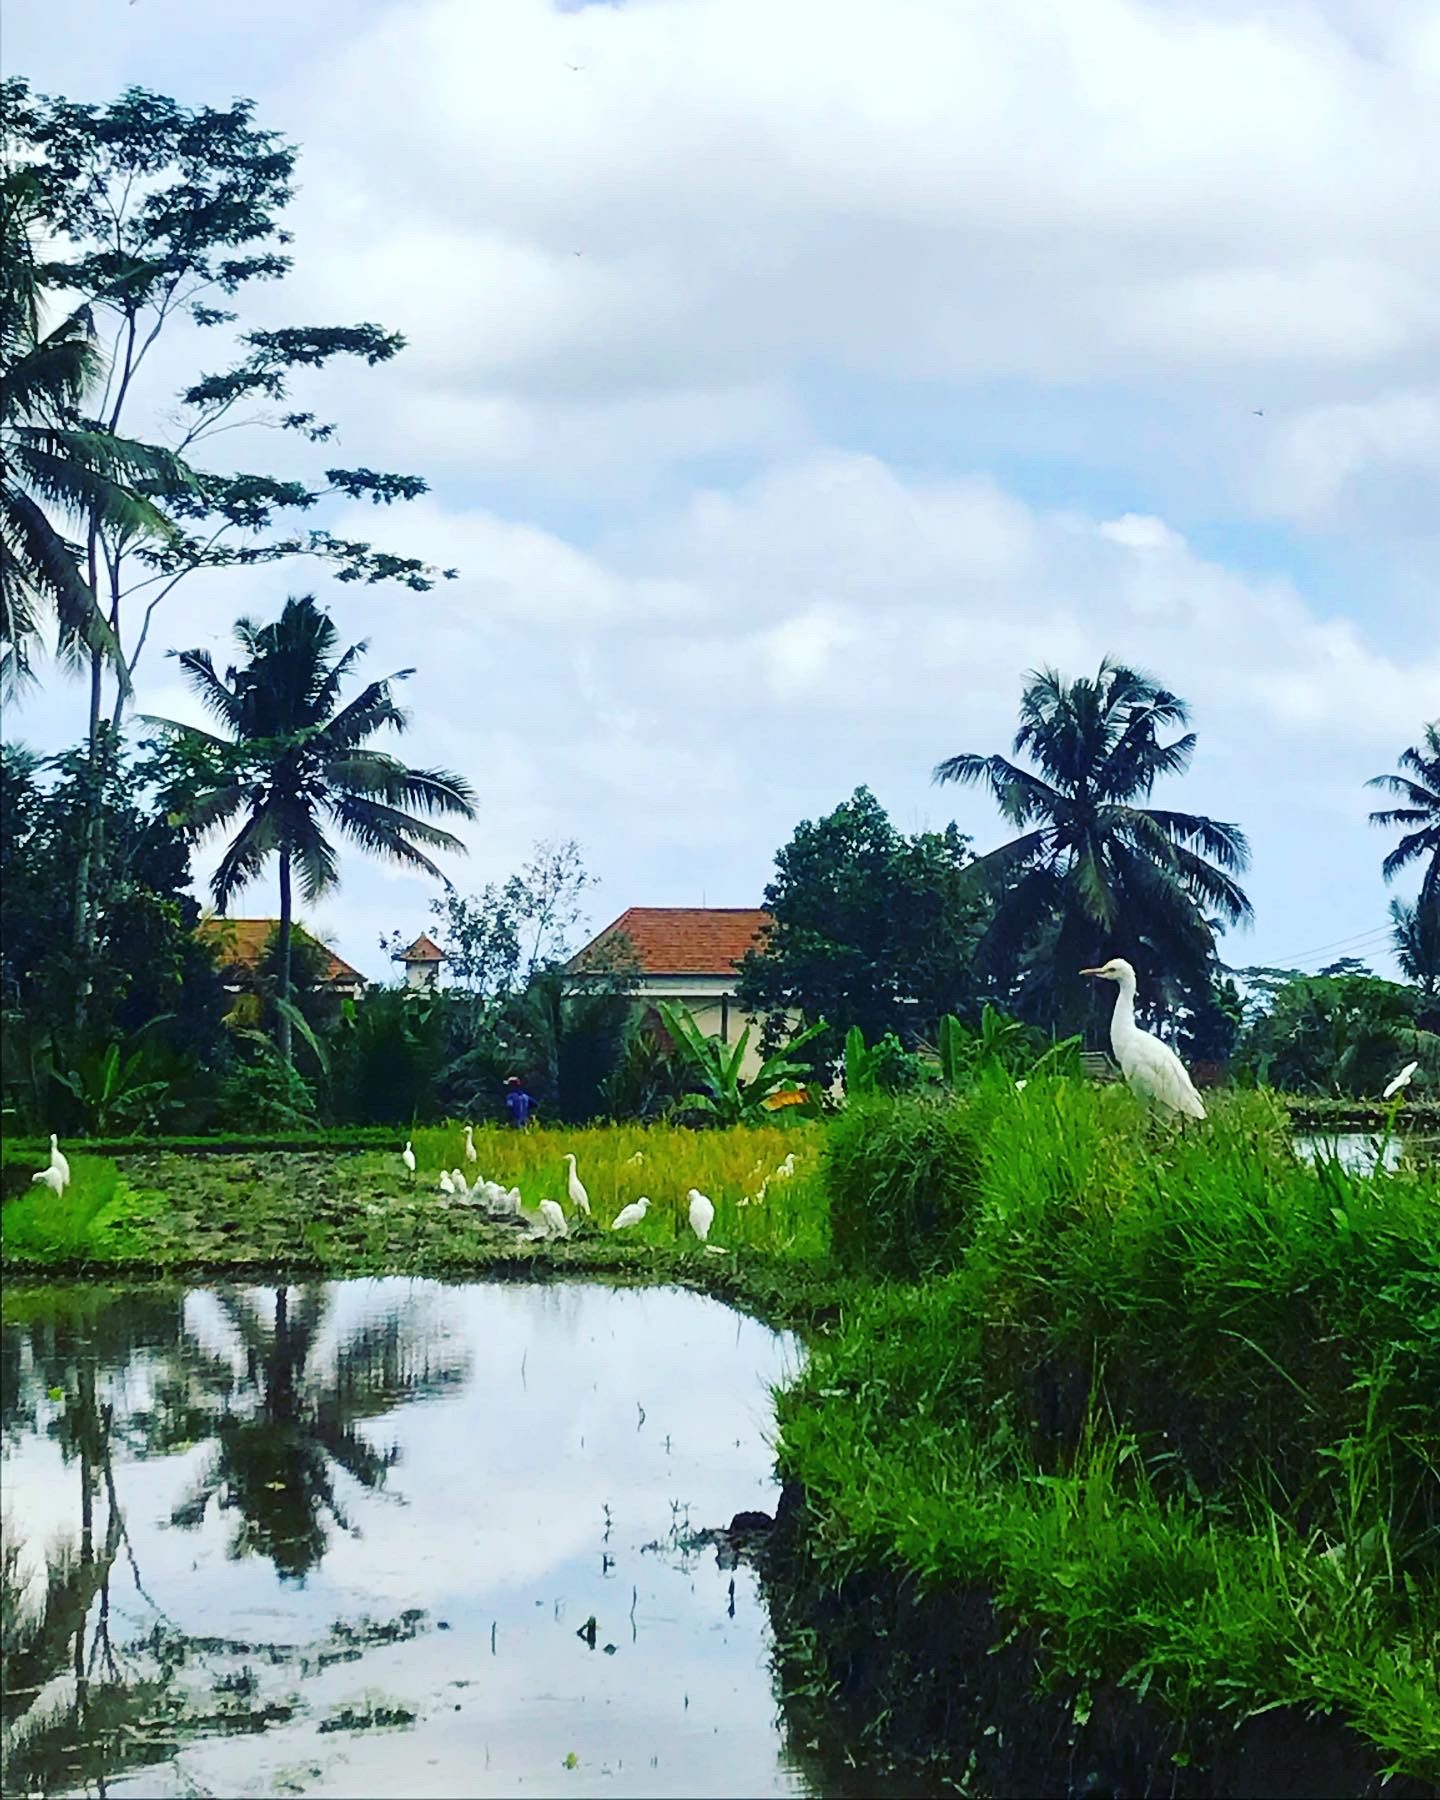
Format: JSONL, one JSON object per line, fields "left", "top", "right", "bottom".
{"left": 0, "top": 1278, "right": 840, "bottom": 1799}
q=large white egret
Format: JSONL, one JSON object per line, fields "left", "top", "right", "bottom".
{"left": 48, "top": 1135, "right": 71, "bottom": 1189}
{"left": 1383, "top": 1060, "right": 1418, "bottom": 1101}
{"left": 563, "top": 1152, "right": 591, "bottom": 1216}
{"left": 463, "top": 1124, "right": 477, "bottom": 1164}
{"left": 1080, "top": 958, "right": 1206, "bottom": 1120}
{"left": 401, "top": 1141, "right": 417, "bottom": 1176}
{"left": 438, "top": 1170, "right": 456, "bottom": 1195}
{"left": 687, "top": 1188, "right": 715, "bottom": 1242}
{"left": 612, "top": 1195, "right": 650, "bottom": 1231}
{"left": 539, "top": 1199, "right": 569, "bottom": 1239}
{"left": 31, "top": 1166, "right": 65, "bottom": 1196}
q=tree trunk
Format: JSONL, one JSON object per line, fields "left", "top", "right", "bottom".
{"left": 71, "top": 645, "right": 107, "bottom": 1035}
{"left": 277, "top": 851, "right": 294, "bottom": 1066}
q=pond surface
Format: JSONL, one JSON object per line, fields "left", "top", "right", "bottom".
{"left": 1290, "top": 1130, "right": 1440, "bottom": 1174}
{"left": 1, "top": 1278, "right": 823, "bottom": 1799}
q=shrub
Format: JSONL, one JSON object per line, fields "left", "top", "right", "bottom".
{"left": 216, "top": 1058, "right": 315, "bottom": 1132}
{"left": 824, "top": 1092, "right": 984, "bottom": 1277}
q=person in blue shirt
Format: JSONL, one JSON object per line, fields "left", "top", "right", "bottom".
{"left": 504, "top": 1076, "right": 537, "bottom": 1128}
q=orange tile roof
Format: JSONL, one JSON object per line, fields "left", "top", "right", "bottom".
{"left": 569, "top": 908, "right": 772, "bottom": 977}
{"left": 195, "top": 918, "right": 365, "bottom": 987}
{"left": 396, "top": 933, "right": 446, "bottom": 962}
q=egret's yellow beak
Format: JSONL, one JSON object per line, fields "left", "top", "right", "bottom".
{"left": 1079, "top": 966, "right": 1105, "bottom": 976}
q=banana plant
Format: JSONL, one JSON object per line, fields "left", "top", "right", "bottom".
{"left": 656, "top": 1001, "right": 826, "bottom": 1126}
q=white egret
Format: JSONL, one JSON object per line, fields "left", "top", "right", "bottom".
{"left": 1383, "top": 1060, "right": 1419, "bottom": 1101}
{"left": 31, "top": 1166, "right": 65, "bottom": 1196}
{"left": 464, "top": 1124, "right": 477, "bottom": 1164}
{"left": 776, "top": 1153, "right": 796, "bottom": 1178}
{"left": 48, "top": 1135, "right": 71, "bottom": 1189}
{"left": 562, "top": 1152, "right": 591, "bottom": 1216}
{"left": 439, "top": 1171, "right": 456, "bottom": 1195}
{"left": 1080, "top": 958, "right": 1206, "bottom": 1121}
{"left": 539, "top": 1199, "right": 569, "bottom": 1239}
{"left": 626, "top": 1150, "right": 645, "bottom": 1166}
{"left": 450, "top": 1167, "right": 468, "bottom": 1194}
{"left": 1015, "top": 1078, "right": 1028, "bottom": 1092}
{"left": 611, "top": 1195, "right": 650, "bottom": 1231}
{"left": 401, "top": 1141, "right": 417, "bottom": 1176}
{"left": 687, "top": 1188, "right": 715, "bottom": 1243}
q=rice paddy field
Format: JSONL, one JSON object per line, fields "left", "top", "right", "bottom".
{"left": 4, "top": 1085, "right": 1438, "bottom": 1792}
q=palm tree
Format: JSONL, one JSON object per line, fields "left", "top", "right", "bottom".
{"left": 1367, "top": 722, "right": 1440, "bottom": 916}
{"left": 145, "top": 594, "right": 476, "bottom": 1062}
{"left": 1390, "top": 895, "right": 1440, "bottom": 1002}
{"left": 0, "top": 169, "right": 192, "bottom": 696}
{"left": 933, "top": 658, "right": 1252, "bottom": 1033}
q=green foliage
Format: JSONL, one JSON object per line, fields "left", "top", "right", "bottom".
{"left": 1390, "top": 893, "right": 1440, "bottom": 1003}
{"left": 736, "top": 785, "right": 991, "bottom": 1071}
{"left": 0, "top": 739, "right": 229, "bottom": 1128}
{"left": 2, "top": 77, "right": 451, "bottom": 717}
{"left": 844, "top": 1025, "right": 929, "bottom": 1098}
{"left": 330, "top": 989, "right": 446, "bottom": 1126}
{"left": 824, "top": 1093, "right": 985, "bottom": 1277}
{"left": 0, "top": 1156, "right": 127, "bottom": 1262}
{"left": 1367, "top": 721, "right": 1440, "bottom": 916}
{"left": 598, "top": 1027, "right": 689, "bottom": 1122}
{"left": 215, "top": 1055, "right": 315, "bottom": 1132}
{"left": 1236, "top": 971, "right": 1439, "bottom": 1097}
{"left": 935, "top": 658, "right": 1252, "bottom": 1034}
{"left": 148, "top": 594, "right": 476, "bottom": 1064}
{"left": 780, "top": 1082, "right": 1440, "bottom": 1779}
{"left": 657, "top": 1000, "right": 825, "bottom": 1127}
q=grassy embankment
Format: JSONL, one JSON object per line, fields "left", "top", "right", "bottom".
{"left": 772, "top": 1080, "right": 1440, "bottom": 1790}
{"left": 3, "top": 1090, "right": 1437, "bottom": 1786}
{"left": 0, "top": 1122, "right": 846, "bottom": 1332}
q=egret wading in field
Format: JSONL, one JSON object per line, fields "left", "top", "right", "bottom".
{"left": 563, "top": 1152, "right": 591, "bottom": 1217}
{"left": 48, "top": 1135, "right": 71, "bottom": 1189}
{"left": 687, "top": 1188, "right": 715, "bottom": 1243}
{"left": 1081, "top": 958, "right": 1206, "bottom": 1121}
{"left": 464, "top": 1124, "right": 477, "bottom": 1164}
{"left": 611, "top": 1195, "right": 650, "bottom": 1231}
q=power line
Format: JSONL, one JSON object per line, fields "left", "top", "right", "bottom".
{"left": 1252, "top": 922, "right": 1394, "bottom": 969}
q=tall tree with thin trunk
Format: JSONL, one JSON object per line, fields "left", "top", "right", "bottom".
{"left": 145, "top": 596, "right": 476, "bottom": 1064}
{"left": 1367, "top": 722, "right": 1440, "bottom": 917}
{"left": 933, "top": 658, "right": 1252, "bottom": 1033}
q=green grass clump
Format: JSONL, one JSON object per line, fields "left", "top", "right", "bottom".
{"left": 0, "top": 1158, "right": 146, "bottom": 1264}
{"left": 824, "top": 1094, "right": 983, "bottom": 1277}
{"left": 772, "top": 1076, "right": 1440, "bottom": 1782}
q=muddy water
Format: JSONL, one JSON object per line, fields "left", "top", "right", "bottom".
{"left": 0, "top": 1278, "right": 818, "bottom": 1799}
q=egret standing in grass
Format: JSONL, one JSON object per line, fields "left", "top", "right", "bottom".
{"left": 687, "top": 1188, "right": 715, "bottom": 1243}
{"left": 563, "top": 1152, "right": 591, "bottom": 1217}
{"left": 1080, "top": 958, "right": 1206, "bottom": 1120}
{"left": 439, "top": 1170, "right": 456, "bottom": 1195}
{"left": 539, "top": 1199, "right": 569, "bottom": 1239}
{"left": 31, "top": 1166, "right": 65, "bottom": 1196}
{"left": 464, "top": 1124, "right": 477, "bottom": 1164}
{"left": 401, "top": 1141, "right": 416, "bottom": 1179}
{"left": 612, "top": 1195, "right": 650, "bottom": 1231}
{"left": 48, "top": 1135, "right": 71, "bottom": 1190}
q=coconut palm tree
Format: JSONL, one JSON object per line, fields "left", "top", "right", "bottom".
{"left": 933, "top": 658, "right": 1252, "bottom": 1033}
{"left": 1390, "top": 894, "right": 1440, "bottom": 1002}
{"left": 1367, "top": 722, "right": 1440, "bottom": 917}
{"left": 145, "top": 594, "right": 476, "bottom": 1062}
{"left": 0, "top": 169, "right": 192, "bottom": 696}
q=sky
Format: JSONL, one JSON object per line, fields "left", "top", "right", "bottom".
{"left": 5, "top": 0, "right": 1438, "bottom": 987}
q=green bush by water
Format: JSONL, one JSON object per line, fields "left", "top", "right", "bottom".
{"left": 824, "top": 1093, "right": 983, "bottom": 1277}
{"left": 0, "top": 1158, "right": 136, "bottom": 1263}
{"left": 774, "top": 1078, "right": 1440, "bottom": 1781}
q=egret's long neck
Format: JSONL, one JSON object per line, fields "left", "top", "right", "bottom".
{"left": 1110, "top": 970, "right": 1138, "bottom": 1049}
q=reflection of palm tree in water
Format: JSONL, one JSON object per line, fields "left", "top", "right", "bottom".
{"left": 169, "top": 1286, "right": 469, "bottom": 1581}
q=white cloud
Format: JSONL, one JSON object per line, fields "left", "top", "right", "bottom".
{"left": 1254, "top": 388, "right": 1440, "bottom": 523}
